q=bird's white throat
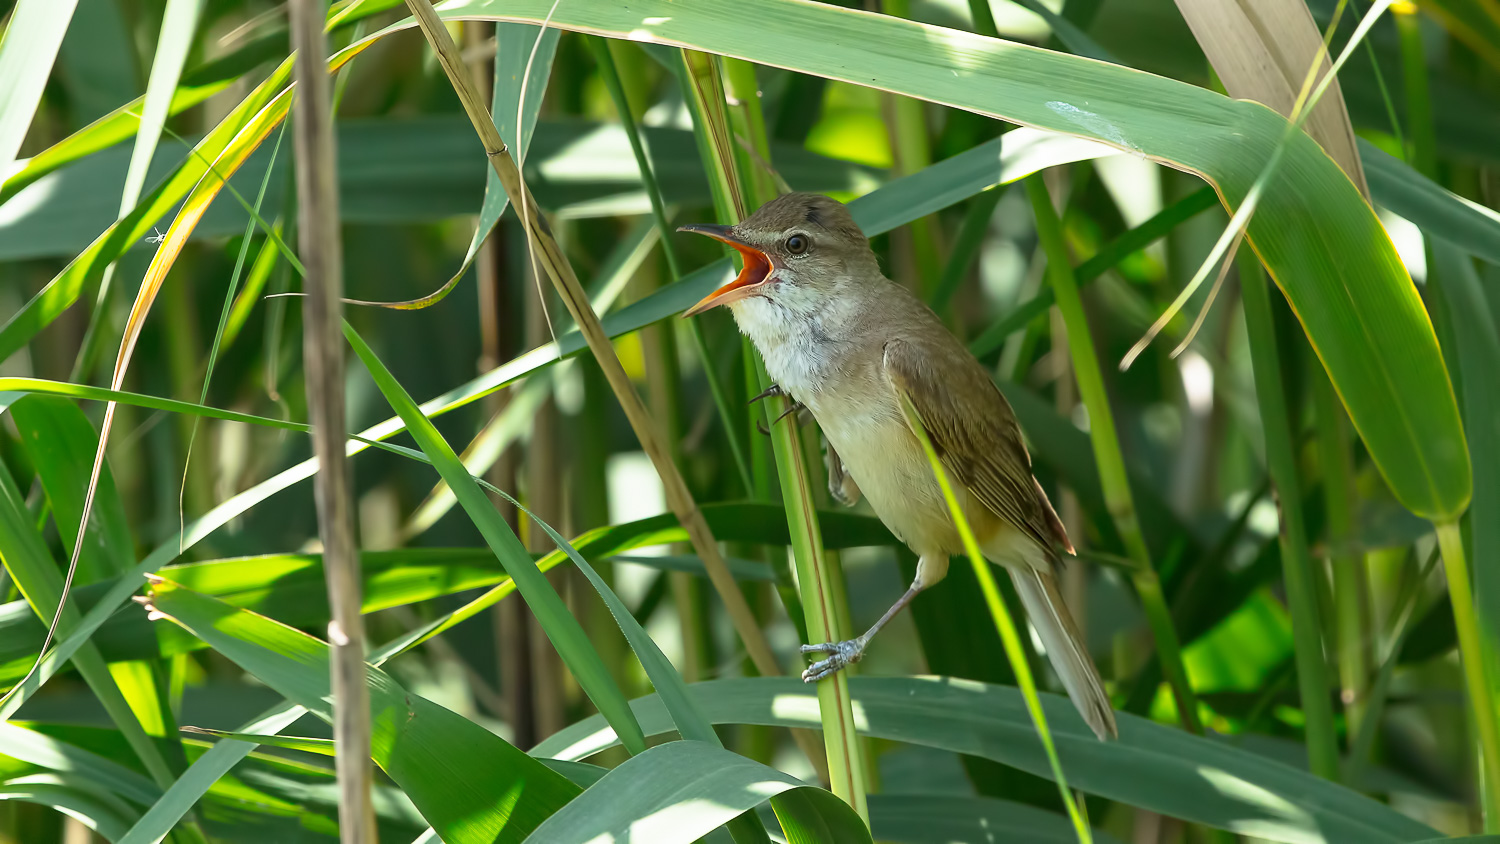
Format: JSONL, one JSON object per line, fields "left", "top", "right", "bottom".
{"left": 727, "top": 285, "right": 859, "bottom": 406}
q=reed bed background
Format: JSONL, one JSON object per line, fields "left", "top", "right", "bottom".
{"left": 0, "top": 0, "right": 1497, "bottom": 841}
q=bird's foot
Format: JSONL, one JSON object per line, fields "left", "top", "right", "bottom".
{"left": 749, "top": 383, "right": 788, "bottom": 405}
{"left": 800, "top": 638, "right": 866, "bottom": 682}
{"left": 751, "top": 383, "right": 807, "bottom": 434}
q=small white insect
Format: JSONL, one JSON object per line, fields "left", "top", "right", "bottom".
{"left": 146, "top": 227, "right": 167, "bottom": 244}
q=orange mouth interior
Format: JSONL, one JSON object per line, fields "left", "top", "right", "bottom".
{"left": 731, "top": 242, "right": 772, "bottom": 289}
{"left": 684, "top": 241, "right": 773, "bottom": 316}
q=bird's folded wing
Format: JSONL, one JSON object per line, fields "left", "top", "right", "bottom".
{"left": 882, "top": 336, "right": 1064, "bottom": 554}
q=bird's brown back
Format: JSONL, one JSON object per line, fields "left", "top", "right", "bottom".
{"left": 872, "top": 279, "right": 1071, "bottom": 558}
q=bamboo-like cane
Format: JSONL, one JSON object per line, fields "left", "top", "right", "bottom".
{"left": 287, "top": 0, "right": 376, "bottom": 841}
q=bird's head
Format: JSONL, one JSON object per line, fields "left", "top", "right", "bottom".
{"left": 678, "top": 193, "right": 876, "bottom": 318}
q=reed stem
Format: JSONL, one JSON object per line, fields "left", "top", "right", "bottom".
{"left": 586, "top": 36, "right": 754, "bottom": 494}
{"left": 1238, "top": 249, "right": 1340, "bottom": 780}
{"left": 1437, "top": 521, "right": 1500, "bottom": 818}
{"left": 288, "top": 0, "right": 375, "bottom": 839}
{"left": 900, "top": 391, "right": 1091, "bottom": 844}
{"left": 679, "top": 48, "right": 862, "bottom": 812}
{"left": 397, "top": 0, "right": 785, "bottom": 694}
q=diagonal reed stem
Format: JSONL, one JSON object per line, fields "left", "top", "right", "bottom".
{"left": 585, "top": 35, "right": 755, "bottom": 496}
{"left": 287, "top": 0, "right": 375, "bottom": 840}
{"left": 1025, "top": 174, "right": 1203, "bottom": 734}
{"left": 396, "top": 0, "right": 789, "bottom": 713}
{"left": 899, "top": 391, "right": 1091, "bottom": 844}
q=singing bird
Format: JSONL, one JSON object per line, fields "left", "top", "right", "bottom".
{"left": 681, "top": 192, "right": 1117, "bottom": 740}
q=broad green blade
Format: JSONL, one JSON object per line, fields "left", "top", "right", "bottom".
{"left": 0, "top": 722, "right": 158, "bottom": 806}
{"left": 521, "top": 741, "right": 871, "bottom": 844}
{"left": 345, "top": 321, "right": 649, "bottom": 756}
{"left": 535, "top": 677, "right": 1442, "bottom": 844}
{"left": 0, "top": 0, "right": 81, "bottom": 175}
{"left": 0, "top": 774, "right": 137, "bottom": 842}
{"left": 1362, "top": 139, "right": 1500, "bottom": 266}
{"left": 0, "top": 435, "right": 179, "bottom": 789}
{"left": 185, "top": 726, "right": 612, "bottom": 794}
{"left": 869, "top": 794, "right": 1125, "bottom": 844}
{"left": 116, "top": 704, "right": 305, "bottom": 844}
{"left": 183, "top": 730, "right": 336, "bottom": 757}
{"left": 424, "top": 0, "right": 1468, "bottom": 521}
{"left": 118, "top": 0, "right": 203, "bottom": 219}
{"left": 143, "top": 578, "right": 580, "bottom": 844}
{"left": 9, "top": 396, "right": 134, "bottom": 582}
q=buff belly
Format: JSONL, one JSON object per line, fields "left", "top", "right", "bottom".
{"left": 809, "top": 388, "right": 1005, "bottom": 564}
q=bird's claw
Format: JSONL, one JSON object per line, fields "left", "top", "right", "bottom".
{"left": 799, "top": 639, "right": 865, "bottom": 682}
{"left": 749, "top": 383, "right": 787, "bottom": 405}
{"left": 752, "top": 383, "right": 807, "bottom": 435}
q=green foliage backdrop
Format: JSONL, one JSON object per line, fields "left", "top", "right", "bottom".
{"left": 0, "top": 0, "right": 1496, "bottom": 840}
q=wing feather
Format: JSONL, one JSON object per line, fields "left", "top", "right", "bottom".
{"left": 883, "top": 337, "right": 1069, "bottom": 554}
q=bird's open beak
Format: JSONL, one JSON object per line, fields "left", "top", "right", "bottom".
{"left": 678, "top": 224, "right": 772, "bottom": 317}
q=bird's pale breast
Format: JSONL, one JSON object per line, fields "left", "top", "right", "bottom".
{"left": 813, "top": 381, "right": 1005, "bottom": 559}
{"left": 732, "top": 294, "right": 999, "bottom": 558}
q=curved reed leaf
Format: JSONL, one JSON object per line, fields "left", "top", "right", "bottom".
{"left": 534, "top": 677, "right": 1443, "bottom": 844}
{"left": 345, "top": 320, "right": 649, "bottom": 755}
{"left": 142, "top": 578, "right": 580, "bottom": 844}
{"left": 520, "top": 741, "right": 870, "bottom": 844}
{"left": 423, "top": 0, "right": 1468, "bottom": 522}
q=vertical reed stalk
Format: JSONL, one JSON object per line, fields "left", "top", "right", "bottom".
{"left": 287, "top": 0, "right": 374, "bottom": 839}
{"left": 1313, "top": 370, "right": 1368, "bottom": 736}
{"left": 1238, "top": 249, "right": 1340, "bottom": 781}
{"left": 1436, "top": 522, "right": 1500, "bottom": 817}
{"left": 721, "top": 58, "right": 779, "bottom": 207}
{"left": 1393, "top": 3, "right": 1436, "bottom": 178}
{"left": 720, "top": 50, "right": 824, "bottom": 641}
{"left": 680, "top": 48, "right": 864, "bottom": 813}
{"left": 524, "top": 271, "right": 568, "bottom": 737}
{"left": 1025, "top": 175, "right": 1202, "bottom": 734}
{"left": 1393, "top": 28, "right": 1498, "bottom": 820}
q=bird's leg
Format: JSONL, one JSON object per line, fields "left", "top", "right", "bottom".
{"left": 750, "top": 382, "right": 807, "bottom": 434}
{"left": 802, "top": 553, "right": 947, "bottom": 682}
{"left": 800, "top": 580, "right": 924, "bottom": 682}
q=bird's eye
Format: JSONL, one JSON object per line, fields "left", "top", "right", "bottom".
{"left": 786, "top": 234, "right": 810, "bottom": 255}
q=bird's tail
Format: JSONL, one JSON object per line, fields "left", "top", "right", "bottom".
{"left": 1009, "top": 566, "right": 1118, "bottom": 740}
